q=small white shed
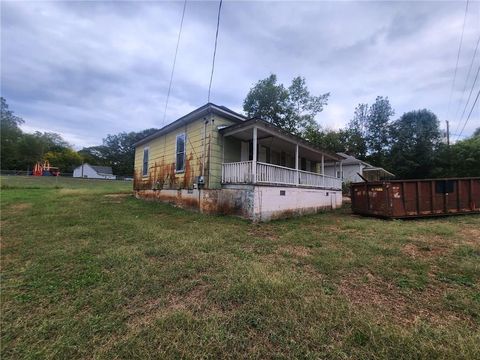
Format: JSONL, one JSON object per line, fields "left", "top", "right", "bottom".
{"left": 73, "top": 164, "right": 116, "bottom": 180}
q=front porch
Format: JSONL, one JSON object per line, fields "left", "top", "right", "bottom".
{"left": 220, "top": 119, "right": 344, "bottom": 190}
{"left": 222, "top": 161, "right": 342, "bottom": 189}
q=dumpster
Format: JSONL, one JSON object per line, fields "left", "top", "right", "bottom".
{"left": 350, "top": 177, "right": 480, "bottom": 218}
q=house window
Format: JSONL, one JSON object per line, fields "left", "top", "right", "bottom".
{"left": 142, "top": 147, "right": 149, "bottom": 176}
{"left": 336, "top": 170, "right": 343, "bottom": 179}
{"left": 175, "top": 133, "right": 186, "bottom": 172}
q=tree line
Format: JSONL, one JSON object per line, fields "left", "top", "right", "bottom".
{"left": 243, "top": 74, "right": 480, "bottom": 179}
{"left": 2, "top": 75, "right": 479, "bottom": 179}
{"left": 1, "top": 97, "right": 157, "bottom": 176}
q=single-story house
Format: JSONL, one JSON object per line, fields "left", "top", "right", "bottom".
{"left": 324, "top": 152, "right": 394, "bottom": 183}
{"left": 73, "top": 164, "right": 116, "bottom": 180}
{"left": 133, "top": 103, "right": 346, "bottom": 221}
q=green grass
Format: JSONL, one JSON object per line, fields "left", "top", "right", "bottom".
{"left": 1, "top": 176, "right": 479, "bottom": 359}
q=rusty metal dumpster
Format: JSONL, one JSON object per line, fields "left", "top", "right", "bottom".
{"left": 350, "top": 178, "right": 480, "bottom": 218}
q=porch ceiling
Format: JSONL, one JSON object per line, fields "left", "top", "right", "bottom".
{"left": 220, "top": 118, "right": 344, "bottom": 162}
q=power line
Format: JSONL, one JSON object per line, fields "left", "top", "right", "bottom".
{"left": 456, "top": 65, "right": 480, "bottom": 141}
{"left": 453, "top": 35, "right": 480, "bottom": 136}
{"left": 457, "top": 88, "right": 480, "bottom": 140}
{"left": 207, "top": 0, "right": 223, "bottom": 103}
{"left": 446, "top": 0, "right": 469, "bottom": 122}
{"left": 162, "top": 0, "right": 188, "bottom": 127}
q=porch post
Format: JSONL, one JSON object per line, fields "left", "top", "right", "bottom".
{"left": 321, "top": 154, "right": 325, "bottom": 187}
{"left": 252, "top": 126, "right": 257, "bottom": 184}
{"left": 339, "top": 161, "right": 343, "bottom": 180}
{"left": 295, "top": 143, "right": 299, "bottom": 186}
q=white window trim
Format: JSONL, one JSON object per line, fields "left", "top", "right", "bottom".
{"left": 175, "top": 133, "right": 186, "bottom": 173}
{"left": 142, "top": 146, "right": 149, "bottom": 177}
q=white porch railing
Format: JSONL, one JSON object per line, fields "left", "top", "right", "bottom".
{"left": 222, "top": 161, "right": 342, "bottom": 189}
{"left": 221, "top": 161, "right": 253, "bottom": 183}
{"left": 257, "top": 162, "right": 297, "bottom": 185}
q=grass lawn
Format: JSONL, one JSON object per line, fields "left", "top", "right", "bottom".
{"left": 1, "top": 176, "right": 479, "bottom": 359}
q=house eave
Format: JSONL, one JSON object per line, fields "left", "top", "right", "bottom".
{"left": 133, "top": 103, "right": 246, "bottom": 147}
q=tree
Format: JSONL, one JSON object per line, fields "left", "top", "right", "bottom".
{"left": 44, "top": 148, "right": 83, "bottom": 173}
{"left": 344, "top": 103, "right": 368, "bottom": 159}
{"left": 364, "top": 96, "right": 394, "bottom": 167}
{"left": 389, "top": 109, "right": 442, "bottom": 178}
{"left": 288, "top": 76, "right": 329, "bottom": 134}
{"left": 1, "top": 97, "right": 25, "bottom": 169}
{"left": 303, "top": 125, "right": 346, "bottom": 153}
{"left": 79, "top": 128, "right": 158, "bottom": 176}
{"left": 243, "top": 74, "right": 329, "bottom": 135}
{"left": 472, "top": 127, "right": 480, "bottom": 138}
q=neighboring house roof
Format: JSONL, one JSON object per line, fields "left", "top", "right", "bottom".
{"left": 90, "top": 165, "right": 114, "bottom": 175}
{"left": 219, "top": 118, "right": 346, "bottom": 161}
{"left": 133, "top": 103, "right": 247, "bottom": 147}
{"left": 334, "top": 152, "right": 371, "bottom": 167}
{"left": 329, "top": 153, "right": 395, "bottom": 177}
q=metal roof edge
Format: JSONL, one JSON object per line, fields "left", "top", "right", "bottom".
{"left": 133, "top": 103, "right": 246, "bottom": 147}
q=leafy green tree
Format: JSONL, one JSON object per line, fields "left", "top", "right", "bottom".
{"left": 79, "top": 129, "right": 158, "bottom": 176}
{"left": 303, "top": 124, "right": 346, "bottom": 153}
{"left": 1, "top": 97, "right": 25, "bottom": 169}
{"left": 389, "top": 109, "right": 442, "bottom": 178}
{"left": 344, "top": 103, "right": 368, "bottom": 159}
{"left": 288, "top": 76, "right": 329, "bottom": 134}
{"left": 44, "top": 148, "right": 83, "bottom": 173}
{"left": 243, "top": 74, "right": 329, "bottom": 135}
{"left": 243, "top": 74, "right": 291, "bottom": 130}
{"left": 365, "top": 96, "right": 394, "bottom": 167}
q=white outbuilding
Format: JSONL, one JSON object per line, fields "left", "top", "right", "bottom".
{"left": 73, "top": 163, "right": 116, "bottom": 180}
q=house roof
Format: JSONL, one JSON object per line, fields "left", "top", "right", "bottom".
{"left": 335, "top": 152, "right": 371, "bottom": 166}
{"left": 133, "top": 103, "right": 246, "bottom": 147}
{"left": 90, "top": 165, "right": 113, "bottom": 175}
{"left": 330, "top": 153, "right": 395, "bottom": 177}
{"left": 219, "top": 118, "right": 346, "bottom": 161}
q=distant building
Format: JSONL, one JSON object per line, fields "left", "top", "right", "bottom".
{"left": 324, "top": 153, "right": 394, "bottom": 183}
{"left": 73, "top": 164, "right": 116, "bottom": 180}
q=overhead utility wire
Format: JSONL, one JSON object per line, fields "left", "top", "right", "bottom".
{"left": 207, "top": 0, "right": 223, "bottom": 103}
{"left": 162, "top": 0, "right": 188, "bottom": 127}
{"left": 456, "top": 65, "right": 480, "bottom": 141}
{"left": 446, "top": 0, "right": 469, "bottom": 123}
{"left": 453, "top": 35, "right": 480, "bottom": 136}
{"left": 457, "top": 87, "right": 480, "bottom": 140}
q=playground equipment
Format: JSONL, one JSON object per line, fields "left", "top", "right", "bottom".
{"left": 32, "top": 160, "right": 60, "bottom": 176}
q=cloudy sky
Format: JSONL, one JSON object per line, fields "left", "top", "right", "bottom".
{"left": 2, "top": 0, "right": 479, "bottom": 148}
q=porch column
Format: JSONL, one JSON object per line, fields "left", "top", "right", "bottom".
{"left": 295, "top": 143, "right": 299, "bottom": 186}
{"left": 339, "top": 161, "right": 343, "bottom": 180}
{"left": 252, "top": 127, "right": 257, "bottom": 184}
{"left": 321, "top": 154, "right": 325, "bottom": 187}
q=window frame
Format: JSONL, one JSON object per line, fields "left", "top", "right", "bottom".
{"left": 175, "top": 133, "right": 186, "bottom": 173}
{"left": 142, "top": 146, "right": 149, "bottom": 177}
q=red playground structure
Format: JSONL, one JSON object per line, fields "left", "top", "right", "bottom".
{"left": 32, "top": 160, "right": 60, "bottom": 176}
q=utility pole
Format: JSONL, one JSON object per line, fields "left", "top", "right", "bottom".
{"left": 446, "top": 120, "right": 450, "bottom": 146}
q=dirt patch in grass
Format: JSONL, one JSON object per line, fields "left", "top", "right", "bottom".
{"left": 402, "top": 243, "right": 447, "bottom": 259}
{"left": 58, "top": 188, "right": 90, "bottom": 196}
{"left": 339, "top": 272, "right": 470, "bottom": 326}
{"left": 126, "top": 283, "right": 218, "bottom": 330}
{"left": 7, "top": 203, "right": 32, "bottom": 213}
{"left": 459, "top": 228, "right": 480, "bottom": 245}
{"left": 277, "top": 245, "right": 312, "bottom": 258}
{"left": 248, "top": 226, "right": 279, "bottom": 241}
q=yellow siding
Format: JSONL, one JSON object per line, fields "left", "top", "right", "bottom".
{"left": 134, "top": 113, "right": 238, "bottom": 190}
